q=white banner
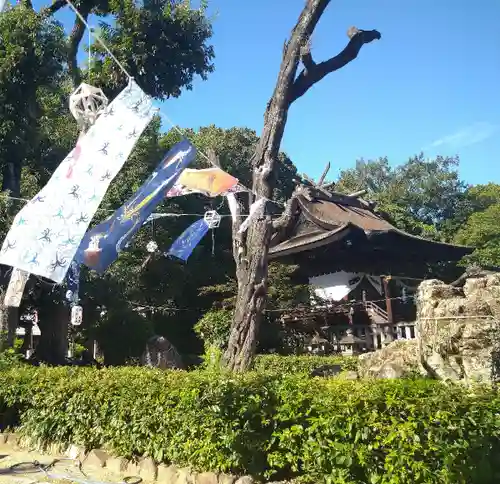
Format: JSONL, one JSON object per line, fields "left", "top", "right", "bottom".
{"left": 309, "top": 271, "right": 364, "bottom": 302}
{"left": 4, "top": 268, "right": 29, "bottom": 307}
{"left": 0, "top": 80, "right": 155, "bottom": 283}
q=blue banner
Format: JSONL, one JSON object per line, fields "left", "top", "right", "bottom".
{"left": 76, "top": 139, "right": 196, "bottom": 273}
{"left": 166, "top": 218, "right": 210, "bottom": 262}
{"left": 65, "top": 261, "right": 80, "bottom": 306}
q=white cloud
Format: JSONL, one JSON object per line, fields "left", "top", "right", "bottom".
{"left": 427, "top": 122, "right": 498, "bottom": 150}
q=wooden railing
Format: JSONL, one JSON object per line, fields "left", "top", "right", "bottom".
{"left": 365, "top": 301, "right": 389, "bottom": 325}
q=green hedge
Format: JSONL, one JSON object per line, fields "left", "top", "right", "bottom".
{"left": 253, "top": 354, "right": 358, "bottom": 374}
{"left": 0, "top": 366, "right": 499, "bottom": 483}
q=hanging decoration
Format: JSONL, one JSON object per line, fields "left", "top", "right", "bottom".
{"left": 203, "top": 210, "right": 221, "bottom": 229}
{"left": 226, "top": 193, "right": 238, "bottom": 224}
{"left": 77, "top": 139, "right": 196, "bottom": 274}
{"left": 71, "top": 305, "right": 83, "bottom": 326}
{"left": 4, "top": 268, "right": 29, "bottom": 307}
{"left": 0, "top": 79, "right": 155, "bottom": 283}
{"left": 146, "top": 240, "right": 158, "bottom": 253}
{"left": 309, "top": 271, "right": 365, "bottom": 303}
{"left": 238, "top": 198, "right": 266, "bottom": 234}
{"left": 65, "top": 261, "right": 81, "bottom": 305}
{"left": 166, "top": 167, "right": 238, "bottom": 198}
{"left": 69, "top": 83, "right": 108, "bottom": 128}
{"left": 166, "top": 218, "right": 210, "bottom": 262}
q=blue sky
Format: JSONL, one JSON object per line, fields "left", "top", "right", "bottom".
{"left": 32, "top": 0, "right": 500, "bottom": 185}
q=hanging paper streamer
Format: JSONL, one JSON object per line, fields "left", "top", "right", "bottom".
{"left": 4, "top": 268, "right": 29, "bottom": 307}
{"left": 0, "top": 80, "right": 155, "bottom": 283}
{"left": 226, "top": 193, "right": 238, "bottom": 224}
{"left": 65, "top": 261, "right": 81, "bottom": 305}
{"left": 77, "top": 139, "right": 196, "bottom": 273}
{"left": 166, "top": 168, "right": 239, "bottom": 198}
{"left": 166, "top": 219, "right": 210, "bottom": 262}
{"left": 238, "top": 198, "right": 266, "bottom": 234}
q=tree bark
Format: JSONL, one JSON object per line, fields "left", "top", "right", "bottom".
{"left": 0, "top": 289, "right": 17, "bottom": 351}
{"left": 35, "top": 302, "right": 68, "bottom": 365}
{"left": 224, "top": 0, "right": 380, "bottom": 371}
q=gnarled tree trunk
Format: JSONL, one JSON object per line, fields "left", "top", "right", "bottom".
{"left": 223, "top": 0, "right": 381, "bottom": 371}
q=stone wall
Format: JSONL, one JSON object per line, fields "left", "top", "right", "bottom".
{"left": 358, "top": 275, "right": 500, "bottom": 383}
{"left": 0, "top": 432, "right": 269, "bottom": 484}
{"left": 417, "top": 276, "right": 500, "bottom": 383}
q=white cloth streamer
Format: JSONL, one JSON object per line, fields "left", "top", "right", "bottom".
{"left": 238, "top": 199, "right": 266, "bottom": 234}
{"left": 0, "top": 80, "right": 155, "bottom": 283}
{"left": 226, "top": 193, "right": 238, "bottom": 224}
{"left": 4, "top": 268, "right": 30, "bottom": 307}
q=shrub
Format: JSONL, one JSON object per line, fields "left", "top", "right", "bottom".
{"left": 194, "top": 309, "right": 232, "bottom": 349}
{"left": 0, "top": 366, "right": 499, "bottom": 483}
{"left": 253, "top": 354, "right": 358, "bottom": 373}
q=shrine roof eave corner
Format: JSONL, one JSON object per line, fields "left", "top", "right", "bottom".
{"left": 268, "top": 224, "right": 351, "bottom": 259}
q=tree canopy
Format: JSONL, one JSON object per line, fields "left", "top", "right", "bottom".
{"left": 1, "top": 0, "right": 498, "bottom": 365}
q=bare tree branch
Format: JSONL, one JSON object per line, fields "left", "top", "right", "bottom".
{"left": 290, "top": 28, "right": 381, "bottom": 104}
{"left": 40, "top": 0, "right": 68, "bottom": 17}
{"left": 272, "top": 190, "right": 301, "bottom": 234}
{"left": 67, "top": 5, "right": 92, "bottom": 88}
{"left": 300, "top": 38, "right": 315, "bottom": 73}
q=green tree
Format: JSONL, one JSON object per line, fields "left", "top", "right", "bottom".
{"left": 0, "top": 0, "right": 215, "bottom": 358}
{"left": 336, "top": 154, "right": 468, "bottom": 240}
{"left": 0, "top": 0, "right": 214, "bottom": 198}
{"left": 0, "top": 5, "right": 67, "bottom": 196}
{"left": 454, "top": 184, "right": 500, "bottom": 267}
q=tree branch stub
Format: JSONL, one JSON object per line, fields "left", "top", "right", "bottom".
{"left": 290, "top": 28, "right": 381, "bottom": 104}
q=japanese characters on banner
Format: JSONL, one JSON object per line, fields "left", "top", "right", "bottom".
{"left": 0, "top": 80, "right": 155, "bottom": 283}
{"left": 76, "top": 140, "right": 196, "bottom": 274}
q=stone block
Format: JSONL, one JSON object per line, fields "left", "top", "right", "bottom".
{"left": 157, "top": 464, "right": 179, "bottom": 483}
{"left": 196, "top": 471, "right": 218, "bottom": 484}
{"left": 235, "top": 477, "right": 253, "bottom": 484}
{"left": 176, "top": 468, "right": 196, "bottom": 484}
{"left": 6, "top": 433, "right": 20, "bottom": 449}
{"left": 139, "top": 457, "right": 158, "bottom": 482}
{"left": 83, "top": 449, "right": 110, "bottom": 469}
{"left": 126, "top": 460, "right": 140, "bottom": 477}
{"left": 218, "top": 475, "right": 236, "bottom": 484}
{"left": 107, "top": 456, "right": 129, "bottom": 475}
{"left": 66, "top": 444, "right": 86, "bottom": 461}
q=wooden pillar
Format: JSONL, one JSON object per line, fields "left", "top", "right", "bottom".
{"left": 382, "top": 276, "right": 394, "bottom": 324}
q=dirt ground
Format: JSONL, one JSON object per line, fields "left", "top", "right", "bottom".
{"left": 0, "top": 444, "right": 129, "bottom": 484}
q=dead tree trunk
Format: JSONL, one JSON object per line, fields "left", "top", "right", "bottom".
{"left": 223, "top": 0, "right": 381, "bottom": 371}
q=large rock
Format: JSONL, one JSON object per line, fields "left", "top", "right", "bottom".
{"left": 358, "top": 339, "right": 423, "bottom": 378}
{"left": 417, "top": 277, "right": 500, "bottom": 383}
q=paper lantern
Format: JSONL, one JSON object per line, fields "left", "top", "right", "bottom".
{"left": 71, "top": 305, "right": 83, "bottom": 326}
{"left": 203, "top": 210, "right": 221, "bottom": 229}
{"left": 69, "top": 83, "right": 108, "bottom": 126}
